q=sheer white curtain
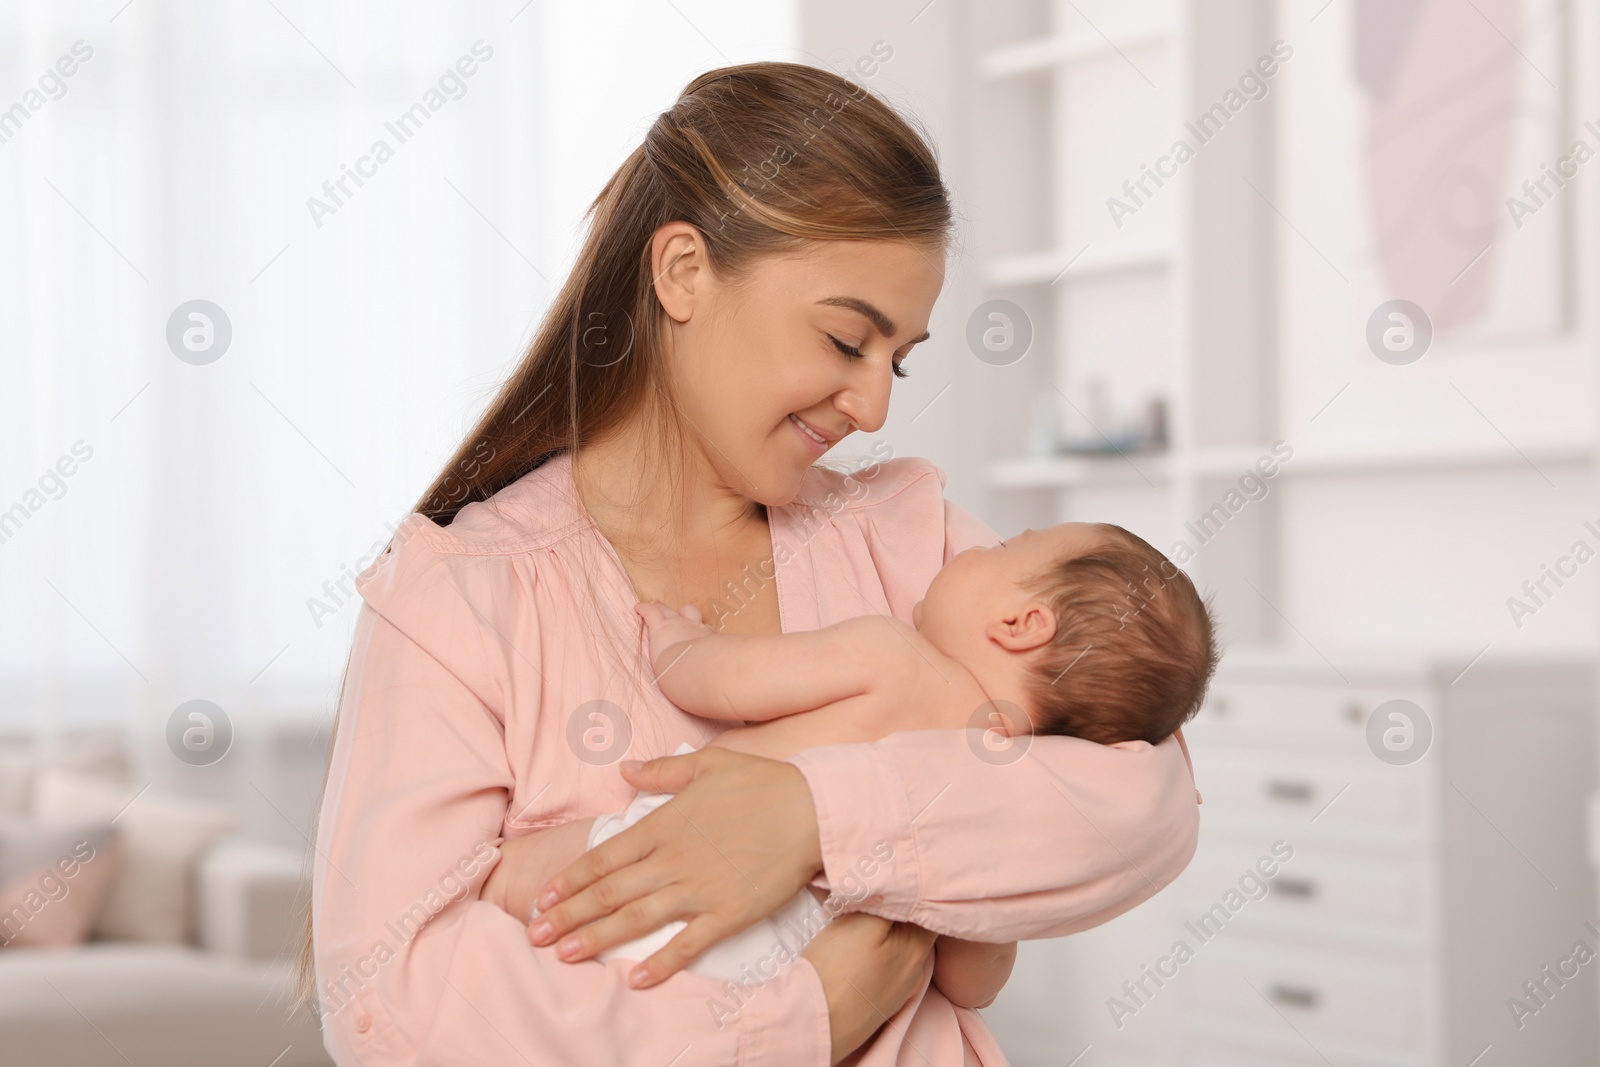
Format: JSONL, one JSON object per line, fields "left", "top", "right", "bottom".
{"left": 0, "top": 1, "right": 795, "bottom": 753}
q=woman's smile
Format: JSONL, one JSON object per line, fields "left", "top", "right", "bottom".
{"left": 788, "top": 412, "right": 836, "bottom": 456}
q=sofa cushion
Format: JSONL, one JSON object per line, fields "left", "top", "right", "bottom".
{"left": 0, "top": 731, "right": 134, "bottom": 819}
{"left": 197, "top": 839, "right": 308, "bottom": 961}
{"left": 0, "top": 818, "right": 122, "bottom": 947}
{"left": 0, "top": 942, "right": 333, "bottom": 1066}
{"left": 0, "top": 743, "right": 35, "bottom": 817}
{"left": 32, "top": 767, "right": 237, "bottom": 944}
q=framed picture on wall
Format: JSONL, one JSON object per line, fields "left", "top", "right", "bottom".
{"left": 1282, "top": 0, "right": 1571, "bottom": 346}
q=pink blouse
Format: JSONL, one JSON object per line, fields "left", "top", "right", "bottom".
{"left": 311, "top": 449, "right": 1201, "bottom": 1066}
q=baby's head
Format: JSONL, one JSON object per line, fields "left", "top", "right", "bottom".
{"left": 916, "top": 522, "right": 1219, "bottom": 745}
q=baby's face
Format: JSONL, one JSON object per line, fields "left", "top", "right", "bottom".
{"left": 912, "top": 522, "right": 1105, "bottom": 642}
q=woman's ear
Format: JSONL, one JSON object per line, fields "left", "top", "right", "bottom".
{"left": 985, "top": 602, "right": 1056, "bottom": 653}
{"left": 650, "top": 222, "right": 707, "bottom": 325}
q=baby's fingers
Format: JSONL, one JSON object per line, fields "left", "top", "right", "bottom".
{"left": 635, "top": 600, "right": 675, "bottom": 623}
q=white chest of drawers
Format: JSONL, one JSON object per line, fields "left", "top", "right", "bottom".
{"left": 988, "top": 648, "right": 1598, "bottom": 1067}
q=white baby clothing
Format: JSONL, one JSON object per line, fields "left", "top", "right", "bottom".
{"left": 543, "top": 742, "right": 834, "bottom": 983}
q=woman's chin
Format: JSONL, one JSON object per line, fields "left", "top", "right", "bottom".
{"left": 744, "top": 462, "right": 808, "bottom": 509}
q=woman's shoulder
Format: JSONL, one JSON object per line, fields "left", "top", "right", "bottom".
{"left": 787, "top": 452, "right": 950, "bottom": 514}
{"left": 784, "top": 449, "right": 1000, "bottom": 564}
{"left": 392, "top": 451, "right": 590, "bottom": 558}
{"left": 346, "top": 460, "right": 579, "bottom": 698}
{"left": 350, "top": 454, "right": 583, "bottom": 624}
{"left": 782, "top": 453, "right": 992, "bottom": 624}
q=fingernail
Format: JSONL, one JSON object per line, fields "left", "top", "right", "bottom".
{"left": 530, "top": 920, "right": 552, "bottom": 943}
{"left": 538, "top": 888, "right": 559, "bottom": 909}
{"left": 620, "top": 759, "right": 643, "bottom": 773}
{"left": 628, "top": 966, "right": 649, "bottom": 987}
{"left": 558, "top": 936, "right": 582, "bottom": 957}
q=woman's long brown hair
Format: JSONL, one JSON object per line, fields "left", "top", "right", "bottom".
{"left": 292, "top": 59, "right": 955, "bottom": 1012}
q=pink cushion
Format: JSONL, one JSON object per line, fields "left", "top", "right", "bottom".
{"left": 0, "top": 819, "right": 121, "bottom": 948}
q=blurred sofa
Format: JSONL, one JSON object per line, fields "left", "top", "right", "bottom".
{"left": 0, "top": 730, "right": 333, "bottom": 1067}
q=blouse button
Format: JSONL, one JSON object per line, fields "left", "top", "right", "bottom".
{"left": 355, "top": 1014, "right": 372, "bottom": 1033}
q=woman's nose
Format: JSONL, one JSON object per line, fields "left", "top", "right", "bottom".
{"left": 835, "top": 363, "right": 892, "bottom": 434}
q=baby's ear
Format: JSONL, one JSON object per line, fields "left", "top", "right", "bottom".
{"left": 987, "top": 604, "right": 1056, "bottom": 652}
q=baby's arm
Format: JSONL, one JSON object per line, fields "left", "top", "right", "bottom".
{"left": 932, "top": 935, "right": 1018, "bottom": 1010}
{"left": 478, "top": 817, "right": 597, "bottom": 923}
{"left": 637, "top": 601, "right": 903, "bottom": 722}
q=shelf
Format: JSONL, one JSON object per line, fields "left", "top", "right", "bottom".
{"left": 985, "top": 437, "right": 1594, "bottom": 490}
{"left": 987, "top": 452, "right": 1170, "bottom": 489}
{"left": 977, "top": 18, "right": 1173, "bottom": 79}
{"left": 1190, "top": 438, "right": 1594, "bottom": 478}
{"left": 980, "top": 243, "right": 1170, "bottom": 287}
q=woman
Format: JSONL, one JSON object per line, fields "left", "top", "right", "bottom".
{"left": 298, "top": 61, "right": 1200, "bottom": 1066}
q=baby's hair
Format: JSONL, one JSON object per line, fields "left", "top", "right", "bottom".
{"left": 1018, "top": 524, "right": 1220, "bottom": 745}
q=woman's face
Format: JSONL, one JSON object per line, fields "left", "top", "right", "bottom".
{"left": 653, "top": 227, "right": 946, "bottom": 504}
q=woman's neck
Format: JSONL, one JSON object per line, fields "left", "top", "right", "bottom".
{"left": 570, "top": 418, "right": 767, "bottom": 566}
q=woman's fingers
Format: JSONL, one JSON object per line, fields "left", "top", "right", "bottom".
{"left": 530, "top": 749, "right": 822, "bottom": 987}
{"left": 534, "top": 752, "right": 703, "bottom": 907}
{"left": 532, "top": 753, "right": 707, "bottom": 927}
{"left": 530, "top": 828, "right": 657, "bottom": 943}
{"left": 627, "top": 912, "right": 731, "bottom": 988}
{"left": 617, "top": 748, "right": 707, "bottom": 796}
{"left": 533, "top": 873, "right": 682, "bottom": 963}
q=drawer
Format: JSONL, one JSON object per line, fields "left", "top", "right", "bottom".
{"left": 1178, "top": 838, "right": 1434, "bottom": 938}
{"left": 1192, "top": 747, "right": 1435, "bottom": 840}
{"left": 1182, "top": 937, "right": 1433, "bottom": 1053}
{"left": 1189, "top": 1039, "right": 1325, "bottom": 1067}
{"left": 1187, "top": 682, "right": 1433, "bottom": 752}
{"left": 1188, "top": 1035, "right": 1417, "bottom": 1067}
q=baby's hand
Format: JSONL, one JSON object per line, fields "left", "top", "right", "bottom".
{"left": 635, "top": 600, "right": 717, "bottom": 675}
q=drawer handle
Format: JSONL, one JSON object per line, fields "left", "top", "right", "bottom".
{"left": 1268, "top": 982, "right": 1320, "bottom": 1010}
{"left": 1343, "top": 701, "right": 1365, "bottom": 725}
{"left": 1211, "top": 697, "right": 1230, "bottom": 717}
{"left": 1264, "top": 779, "right": 1315, "bottom": 803}
{"left": 1273, "top": 876, "right": 1317, "bottom": 900}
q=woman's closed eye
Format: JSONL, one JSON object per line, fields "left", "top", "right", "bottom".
{"left": 830, "top": 334, "right": 910, "bottom": 378}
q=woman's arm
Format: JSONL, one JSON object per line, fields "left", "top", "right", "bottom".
{"left": 781, "top": 494, "right": 1201, "bottom": 942}
{"left": 485, "top": 821, "right": 933, "bottom": 1066}
{"left": 931, "top": 935, "right": 1017, "bottom": 1009}
{"left": 312, "top": 534, "right": 833, "bottom": 1067}
{"left": 532, "top": 491, "right": 1201, "bottom": 979}
{"left": 804, "top": 913, "right": 939, "bottom": 1065}
{"left": 479, "top": 754, "right": 934, "bottom": 1066}
{"left": 784, "top": 726, "right": 1199, "bottom": 942}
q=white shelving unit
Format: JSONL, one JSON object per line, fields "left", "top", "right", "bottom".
{"left": 959, "top": 2, "right": 1600, "bottom": 1065}
{"left": 966, "top": 0, "right": 1281, "bottom": 649}
{"left": 964, "top": 0, "right": 1600, "bottom": 650}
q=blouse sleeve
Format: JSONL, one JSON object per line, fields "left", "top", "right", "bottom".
{"left": 784, "top": 479, "right": 1202, "bottom": 944}
{"left": 312, "top": 523, "right": 830, "bottom": 1066}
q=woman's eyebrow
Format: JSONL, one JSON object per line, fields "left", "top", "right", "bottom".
{"left": 817, "top": 296, "right": 932, "bottom": 344}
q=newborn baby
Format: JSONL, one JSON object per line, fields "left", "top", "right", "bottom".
{"left": 569, "top": 521, "right": 1218, "bottom": 1003}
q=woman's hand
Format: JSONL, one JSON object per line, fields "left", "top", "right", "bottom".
{"left": 802, "top": 912, "right": 938, "bottom": 1066}
{"left": 527, "top": 746, "right": 824, "bottom": 988}
{"left": 930, "top": 934, "right": 1017, "bottom": 1010}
